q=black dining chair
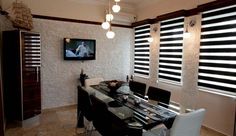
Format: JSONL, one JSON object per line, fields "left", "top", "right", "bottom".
{"left": 129, "top": 81, "right": 146, "bottom": 98}
{"left": 90, "top": 95, "right": 142, "bottom": 136}
{"left": 147, "top": 86, "right": 171, "bottom": 108}
{"left": 77, "top": 86, "right": 93, "bottom": 135}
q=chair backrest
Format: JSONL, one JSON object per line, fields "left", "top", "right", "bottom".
{"left": 90, "top": 95, "right": 112, "bottom": 136}
{"left": 90, "top": 95, "right": 142, "bottom": 136}
{"left": 147, "top": 86, "right": 171, "bottom": 108}
{"left": 170, "top": 108, "right": 206, "bottom": 136}
{"left": 77, "top": 86, "right": 93, "bottom": 121}
{"left": 129, "top": 81, "right": 146, "bottom": 98}
{"left": 85, "top": 77, "right": 104, "bottom": 88}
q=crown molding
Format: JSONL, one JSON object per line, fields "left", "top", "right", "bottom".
{"left": 33, "top": 14, "right": 133, "bottom": 29}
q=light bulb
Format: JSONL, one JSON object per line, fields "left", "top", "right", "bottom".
{"left": 184, "top": 31, "right": 190, "bottom": 38}
{"left": 112, "top": 4, "right": 120, "bottom": 13}
{"left": 106, "top": 30, "right": 115, "bottom": 39}
{"left": 114, "top": 0, "right": 120, "bottom": 2}
{"left": 101, "top": 21, "right": 110, "bottom": 29}
{"left": 106, "top": 13, "right": 114, "bottom": 21}
{"left": 147, "top": 37, "right": 153, "bottom": 43}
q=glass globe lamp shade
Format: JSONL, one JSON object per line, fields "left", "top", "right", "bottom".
{"left": 147, "top": 37, "right": 153, "bottom": 43}
{"left": 112, "top": 4, "right": 120, "bottom": 13}
{"left": 106, "top": 30, "right": 115, "bottom": 39}
{"left": 183, "top": 31, "right": 191, "bottom": 38}
{"left": 114, "top": 0, "right": 120, "bottom": 2}
{"left": 106, "top": 13, "right": 114, "bottom": 21}
{"left": 101, "top": 21, "right": 110, "bottom": 29}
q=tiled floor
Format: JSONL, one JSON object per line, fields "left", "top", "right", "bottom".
{"left": 5, "top": 105, "right": 226, "bottom": 136}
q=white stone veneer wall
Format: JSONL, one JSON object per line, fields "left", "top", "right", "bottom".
{"left": 0, "top": 15, "right": 133, "bottom": 109}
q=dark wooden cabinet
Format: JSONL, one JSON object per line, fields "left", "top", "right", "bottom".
{"left": 2, "top": 30, "right": 41, "bottom": 121}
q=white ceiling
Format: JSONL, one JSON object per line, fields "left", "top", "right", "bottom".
{"left": 122, "top": 0, "right": 161, "bottom": 8}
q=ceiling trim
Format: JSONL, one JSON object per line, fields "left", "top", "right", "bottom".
{"left": 32, "top": 14, "right": 132, "bottom": 28}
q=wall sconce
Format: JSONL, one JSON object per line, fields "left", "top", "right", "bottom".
{"left": 147, "top": 26, "right": 158, "bottom": 43}
{"left": 184, "top": 19, "right": 196, "bottom": 38}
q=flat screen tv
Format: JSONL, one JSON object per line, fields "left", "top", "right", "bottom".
{"left": 64, "top": 38, "right": 96, "bottom": 60}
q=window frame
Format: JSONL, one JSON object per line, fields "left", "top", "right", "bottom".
{"left": 133, "top": 24, "right": 151, "bottom": 78}
{"left": 198, "top": 4, "right": 236, "bottom": 97}
{"left": 157, "top": 16, "right": 185, "bottom": 85}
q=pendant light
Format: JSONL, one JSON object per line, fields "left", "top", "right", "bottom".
{"left": 102, "top": 0, "right": 122, "bottom": 39}
{"left": 106, "top": 13, "right": 114, "bottom": 21}
{"left": 106, "top": 0, "right": 113, "bottom": 21}
{"left": 101, "top": 10, "right": 110, "bottom": 30}
{"left": 101, "top": 21, "right": 110, "bottom": 29}
{"left": 112, "top": 4, "right": 120, "bottom": 13}
{"left": 112, "top": 0, "right": 121, "bottom": 13}
{"left": 106, "top": 23, "right": 115, "bottom": 39}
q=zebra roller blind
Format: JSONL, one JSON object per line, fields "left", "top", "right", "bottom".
{"left": 134, "top": 24, "right": 150, "bottom": 77}
{"left": 198, "top": 4, "right": 236, "bottom": 95}
{"left": 158, "top": 17, "right": 184, "bottom": 84}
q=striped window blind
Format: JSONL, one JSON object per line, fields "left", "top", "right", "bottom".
{"left": 198, "top": 4, "right": 236, "bottom": 95}
{"left": 158, "top": 17, "right": 184, "bottom": 84}
{"left": 134, "top": 24, "right": 151, "bottom": 77}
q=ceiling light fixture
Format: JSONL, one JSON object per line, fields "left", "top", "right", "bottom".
{"left": 101, "top": 21, "right": 110, "bottom": 29}
{"left": 106, "top": 0, "right": 113, "bottom": 21}
{"left": 112, "top": 4, "right": 120, "bottom": 13}
{"left": 101, "top": 10, "right": 110, "bottom": 29}
{"left": 106, "top": 27, "right": 115, "bottom": 39}
{"left": 106, "top": 13, "right": 114, "bottom": 21}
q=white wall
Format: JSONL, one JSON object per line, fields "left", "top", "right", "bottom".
{"left": 0, "top": 15, "right": 133, "bottom": 109}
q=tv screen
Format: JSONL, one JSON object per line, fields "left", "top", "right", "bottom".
{"left": 64, "top": 38, "right": 96, "bottom": 60}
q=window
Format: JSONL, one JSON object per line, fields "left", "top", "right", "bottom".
{"left": 134, "top": 24, "right": 151, "bottom": 77}
{"left": 158, "top": 17, "right": 184, "bottom": 84}
{"left": 198, "top": 5, "right": 236, "bottom": 96}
